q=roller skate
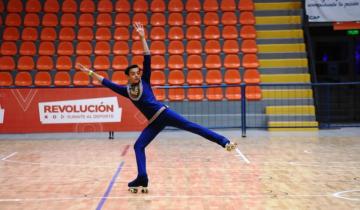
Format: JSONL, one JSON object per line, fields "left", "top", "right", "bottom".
{"left": 128, "top": 175, "right": 149, "bottom": 193}
{"left": 225, "top": 141, "right": 237, "bottom": 152}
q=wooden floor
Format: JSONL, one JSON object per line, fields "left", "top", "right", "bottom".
{"left": 0, "top": 129, "right": 359, "bottom": 210}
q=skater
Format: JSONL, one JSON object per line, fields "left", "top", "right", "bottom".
{"left": 77, "top": 23, "right": 237, "bottom": 193}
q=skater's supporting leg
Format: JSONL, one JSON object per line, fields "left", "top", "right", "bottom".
{"left": 163, "top": 109, "right": 230, "bottom": 147}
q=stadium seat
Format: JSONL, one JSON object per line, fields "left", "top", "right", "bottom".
{"left": 204, "top": 26, "right": 220, "bottom": 40}
{"left": 92, "top": 71, "right": 109, "bottom": 86}
{"left": 150, "top": 41, "right": 166, "bottom": 55}
{"left": 186, "top": 26, "right": 202, "bottom": 40}
{"left": 57, "top": 41, "right": 74, "bottom": 55}
{"left": 15, "top": 72, "right": 32, "bottom": 86}
{"left": 240, "top": 25, "right": 256, "bottom": 39}
{"left": 239, "top": 12, "right": 255, "bottom": 25}
{"left": 42, "top": 13, "right": 58, "bottom": 27}
{"left": 223, "top": 40, "right": 239, "bottom": 54}
{"left": 77, "top": 27, "right": 93, "bottom": 40}
{"left": 186, "top": 55, "right": 203, "bottom": 69}
{"left": 206, "top": 88, "right": 223, "bottom": 100}
{"left": 113, "top": 41, "right": 129, "bottom": 55}
{"left": 115, "top": 0, "right": 130, "bottom": 12}
{"left": 205, "top": 40, "right": 221, "bottom": 54}
{"left": 18, "top": 56, "right": 34, "bottom": 71}
{"left": 80, "top": 0, "right": 95, "bottom": 13}
{"left": 54, "top": 71, "right": 71, "bottom": 86}
{"left": 206, "top": 70, "right": 222, "bottom": 84}
{"left": 62, "top": 0, "right": 77, "bottom": 13}
{"left": 59, "top": 27, "right": 75, "bottom": 41}
{"left": 5, "top": 13, "right": 21, "bottom": 26}
{"left": 112, "top": 71, "right": 127, "bottom": 85}
{"left": 222, "top": 26, "right": 238, "bottom": 39}
{"left": 204, "top": 12, "right": 219, "bottom": 26}
{"left": 168, "top": 55, "right": 184, "bottom": 69}
{"left": 36, "top": 56, "right": 54, "bottom": 70}
{"left": 115, "top": 13, "right": 130, "bottom": 26}
{"left": 168, "top": 13, "right": 183, "bottom": 26}
{"left": 168, "top": 27, "right": 184, "bottom": 40}
{"left": 19, "top": 42, "right": 36, "bottom": 55}
{"left": 132, "top": 13, "right": 148, "bottom": 26}
{"left": 98, "top": 0, "right": 113, "bottom": 12}
{"left": 168, "top": 88, "right": 185, "bottom": 101}
{"left": 73, "top": 71, "right": 90, "bottom": 86}
{"left": 94, "top": 41, "right": 110, "bottom": 55}
{"left": 186, "top": 40, "right": 202, "bottom": 54}
{"left": 246, "top": 85, "right": 261, "bottom": 100}
{"left": 35, "top": 72, "right": 52, "bottom": 86}
{"left": 242, "top": 54, "right": 260, "bottom": 68}
{"left": 96, "top": 27, "right": 112, "bottom": 40}
{"left": 76, "top": 41, "right": 92, "bottom": 55}
{"left": 26, "top": 0, "right": 41, "bottom": 13}
{"left": 150, "top": 13, "right": 166, "bottom": 26}
{"left": 96, "top": 13, "right": 112, "bottom": 26}
{"left": 24, "top": 13, "right": 40, "bottom": 27}
{"left": 185, "top": 0, "right": 201, "bottom": 12}
{"left": 187, "top": 70, "right": 203, "bottom": 85}
{"left": 150, "top": 70, "right": 166, "bottom": 85}
{"left": 22, "top": 27, "right": 38, "bottom": 41}
{"left": 243, "top": 69, "right": 260, "bottom": 84}
{"left": 238, "top": 0, "right": 254, "bottom": 11}
{"left": 94, "top": 56, "right": 110, "bottom": 70}
{"left": 1, "top": 42, "right": 17, "bottom": 56}
{"left": 168, "top": 0, "right": 183, "bottom": 12}
{"left": 150, "top": 27, "right": 166, "bottom": 40}
{"left": 79, "top": 14, "right": 94, "bottom": 26}
{"left": 3, "top": 27, "right": 19, "bottom": 41}
{"left": 75, "top": 56, "right": 92, "bottom": 69}
{"left": 221, "top": 12, "right": 237, "bottom": 25}
{"left": 224, "top": 54, "right": 241, "bottom": 69}
{"left": 221, "top": 0, "right": 236, "bottom": 11}
{"left": 39, "top": 42, "right": 55, "bottom": 55}
{"left": 60, "top": 13, "right": 76, "bottom": 27}
{"left": 186, "top": 12, "right": 201, "bottom": 26}
{"left": 0, "top": 56, "right": 15, "bottom": 71}
{"left": 44, "top": 0, "right": 60, "bottom": 13}
{"left": 225, "top": 87, "right": 241, "bottom": 100}
{"left": 131, "top": 41, "right": 144, "bottom": 55}
{"left": 40, "top": 27, "right": 57, "bottom": 41}
{"left": 224, "top": 69, "right": 241, "bottom": 84}
{"left": 114, "top": 27, "right": 129, "bottom": 40}
{"left": 203, "top": 0, "right": 218, "bottom": 12}
{"left": 151, "top": 0, "right": 165, "bottom": 12}
{"left": 168, "top": 41, "right": 184, "bottom": 55}
{"left": 112, "top": 56, "right": 128, "bottom": 70}
{"left": 56, "top": 56, "right": 73, "bottom": 71}
{"left": 153, "top": 88, "right": 166, "bottom": 101}
{"left": 0, "top": 72, "right": 13, "bottom": 86}
{"left": 187, "top": 87, "right": 204, "bottom": 101}
{"left": 241, "top": 39, "right": 258, "bottom": 53}
{"left": 133, "top": 0, "right": 148, "bottom": 12}
{"left": 131, "top": 55, "right": 144, "bottom": 69}
{"left": 7, "top": 0, "right": 23, "bottom": 13}
{"left": 205, "top": 55, "right": 221, "bottom": 69}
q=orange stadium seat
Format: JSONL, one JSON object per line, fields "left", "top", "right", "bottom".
{"left": 204, "top": 12, "right": 219, "bottom": 26}
{"left": 187, "top": 55, "right": 203, "bottom": 69}
{"left": 60, "top": 13, "right": 76, "bottom": 27}
{"left": 151, "top": 56, "right": 166, "bottom": 70}
{"left": 240, "top": 25, "right": 256, "bottom": 39}
{"left": 243, "top": 69, "right": 260, "bottom": 84}
{"left": 151, "top": 27, "right": 166, "bottom": 40}
{"left": 54, "top": 71, "right": 71, "bottom": 86}
{"left": 186, "top": 26, "right": 202, "bottom": 40}
{"left": 80, "top": 0, "right": 95, "bottom": 13}
{"left": 168, "top": 88, "right": 185, "bottom": 101}
{"left": 203, "top": 0, "right": 218, "bottom": 12}
{"left": 168, "top": 0, "right": 183, "bottom": 12}
{"left": 223, "top": 26, "right": 238, "bottom": 39}
{"left": 187, "top": 70, "right": 203, "bottom": 85}
{"left": 221, "top": 0, "right": 236, "bottom": 11}
{"left": 18, "top": 56, "right": 34, "bottom": 71}
{"left": 206, "top": 87, "right": 223, "bottom": 100}
{"left": 187, "top": 87, "right": 204, "bottom": 101}
{"left": 246, "top": 86, "right": 261, "bottom": 100}
{"left": 79, "top": 13, "right": 94, "bottom": 26}
{"left": 151, "top": 0, "right": 165, "bottom": 12}
{"left": 97, "top": 0, "right": 113, "bottom": 12}
{"left": 150, "top": 13, "right": 166, "bottom": 26}
{"left": 3, "top": 27, "right": 19, "bottom": 41}
{"left": 132, "top": 13, "right": 148, "bottom": 25}
{"left": 240, "top": 12, "right": 255, "bottom": 25}
{"left": 1, "top": 42, "right": 17, "bottom": 56}
{"left": 7, "top": 0, "right": 23, "bottom": 13}
{"left": 168, "top": 55, "right": 184, "bottom": 69}
{"left": 113, "top": 41, "right": 129, "bottom": 55}
{"left": 96, "top": 13, "right": 112, "bottom": 26}
{"left": 76, "top": 41, "right": 92, "bottom": 55}
{"left": 242, "top": 54, "right": 260, "bottom": 69}
{"left": 39, "top": 42, "right": 55, "bottom": 55}
{"left": 112, "top": 71, "right": 127, "bottom": 85}
{"left": 5, "top": 13, "right": 21, "bottom": 26}
{"left": 185, "top": 0, "right": 201, "bottom": 12}
{"left": 206, "top": 70, "right": 222, "bottom": 84}
{"left": 75, "top": 56, "right": 92, "bottom": 69}
{"left": 239, "top": 0, "right": 254, "bottom": 11}
{"left": 186, "top": 40, "right": 202, "bottom": 54}
{"left": 56, "top": 56, "right": 73, "bottom": 71}
{"left": 223, "top": 40, "right": 239, "bottom": 54}
{"left": 35, "top": 72, "right": 52, "bottom": 86}
{"left": 26, "top": 0, "right": 41, "bottom": 13}
{"left": 204, "top": 26, "right": 220, "bottom": 40}
{"left": 168, "top": 41, "right": 184, "bottom": 55}
{"left": 96, "top": 27, "right": 112, "bottom": 40}
{"left": 205, "top": 40, "right": 221, "bottom": 54}
{"left": 221, "top": 12, "right": 237, "bottom": 25}
{"left": 150, "top": 41, "right": 166, "bottom": 55}
{"left": 92, "top": 71, "right": 109, "bottom": 86}
{"left": 115, "top": 14, "right": 130, "bottom": 26}
{"left": 224, "top": 69, "right": 241, "bottom": 84}
{"left": 224, "top": 54, "right": 241, "bottom": 69}
{"left": 133, "top": 0, "right": 148, "bottom": 12}
{"left": 225, "top": 87, "right": 241, "bottom": 100}
{"left": 150, "top": 70, "right": 166, "bottom": 85}
{"left": 114, "top": 27, "right": 129, "bottom": 40}
{"left": 115, "top": 0, "right": 130, "bottom": 12}
{"left": 94, "top": 56, "right": 110, "bottom": 70}
{"left": 22, "top": 27, "right": 38, "bottom": 41}
{"left": 186, "top": 13, "right": 201, "bottom": 26}
{"left": 19, "top": 42, "right": 36, "bottom": 55}
{"left": 241, "top": 39, "right": 258, "bottom": 53}
{"left": 24, "top": 13, "right": 40, "bottom": 27}
{"left": 42, "top": 13, "right": 58, "bottom": 27}
{"left": 112, "top": 56, "right": 128, "bottom": 71}
{"left": 168, "top": 27, "right": 184, "bottom": 40}
{"left": 59, "top": 27, "right": 75, "bottom": 41}
{"left": 73, "top": 71, "right": 90, "bottom": 86}
{"left": 77, "top": 27, "right": 93, "bottom": 40}
{"left": 62, "top": 0, "right": 77, "bottom": 13}
{"left": 94, "top": 41, "right": 110, "bottom": 55}
{"left": 0, "top": 56, "right": 15, "bottom": 71}
{"left": 205, "top": 55, "right": 221, "bottom": 69}
{"left": 131, "top": 41, "right": 144, "bottom": 55}
{"left": 168, "top": 13, "right": 183, "bottom": 26}
{"left": 44, "top": 0, "right": 60, "bottom": 13}
{"left": 57, "top": 41, "right": 74, "bottom": 55}
{"left": 0, "top": 72, "right": 13, "bottom": 86}
{"left": 153, "top": 88, "right": 166, "bottom": 101}
{"left": 15, "top": 72, "right": 32, "bottom": 86}
{"left": 37, "top": 56, "right": 54, "bottom": 70}
{"left": 40, "top": 27, "right": 57, "bottom": 41}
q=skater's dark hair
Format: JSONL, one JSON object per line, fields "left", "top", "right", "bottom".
{"left": 125, "top": 65, "right": 140, "bottom": 75}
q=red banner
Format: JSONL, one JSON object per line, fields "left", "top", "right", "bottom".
{"left": 0, "top": 88, "right": 147, "bottom": 133}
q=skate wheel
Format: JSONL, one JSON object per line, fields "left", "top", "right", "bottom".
{"left": 128, "top": 188, "right": 138, "bottom": 193}
{"left": 141, "top": 188, "right": 148, "bottom": 193}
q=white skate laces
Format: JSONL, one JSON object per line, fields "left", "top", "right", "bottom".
{"left": 225, "top": 141, "right": 237, "bottom": 151}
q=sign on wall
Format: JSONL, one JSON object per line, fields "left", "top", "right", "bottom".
{"left": 306, "top": 0, "right": 360, "bottom": 22}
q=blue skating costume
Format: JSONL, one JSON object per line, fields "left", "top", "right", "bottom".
{"left": 102, "top": 54, "right": 230, "bottom": 188}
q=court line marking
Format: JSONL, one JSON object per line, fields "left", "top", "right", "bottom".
{"left": 235, "top": 148, "right": 250, "bottom": 164}
{"left": 1, "top": 152, "right": 17, "bottom": 161}
{"left": 332, "top": 190, "right": 360, "bottom": 201}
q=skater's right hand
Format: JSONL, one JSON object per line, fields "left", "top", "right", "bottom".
{"left": 76, "top": 63, "right": 92, "bottom": 74}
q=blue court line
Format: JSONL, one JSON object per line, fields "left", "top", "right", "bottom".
{"left": 96, "top": 161, "right": 125, "bottom": 210}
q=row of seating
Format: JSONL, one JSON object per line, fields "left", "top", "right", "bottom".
{"left": 1, "top": 0, "right": 254, "bottom": 13}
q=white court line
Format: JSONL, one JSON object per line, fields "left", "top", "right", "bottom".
{"left": 235, "top": 148, "right": 250, "bottom": 164}
{"left": 1, "top": 152, "right": 17, "bottom": 161}
{"left": 1, "top": 159, "right": 115, "bottom": 168}
{"left": 333, "top": 190, "right": 360, "bottom": 201}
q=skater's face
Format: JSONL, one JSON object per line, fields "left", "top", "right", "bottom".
{"left": 127, "top": 67, "right": 141, "bottom": 84}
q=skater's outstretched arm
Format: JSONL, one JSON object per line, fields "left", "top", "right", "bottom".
{"left": 77, "top": 63, "right": 104, "bottom": 83}
{"left": 134, "top": 22, "right": 150, "bottom": 55}
{"left": 133, "top": 22, "right": 151, "bottom": 82}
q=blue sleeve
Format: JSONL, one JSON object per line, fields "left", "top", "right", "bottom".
{"left": 142, "top": 54, "right": 151, "bottom": 82}
{"left": 102, "top": 78, "right": 128, "bottom": 98}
